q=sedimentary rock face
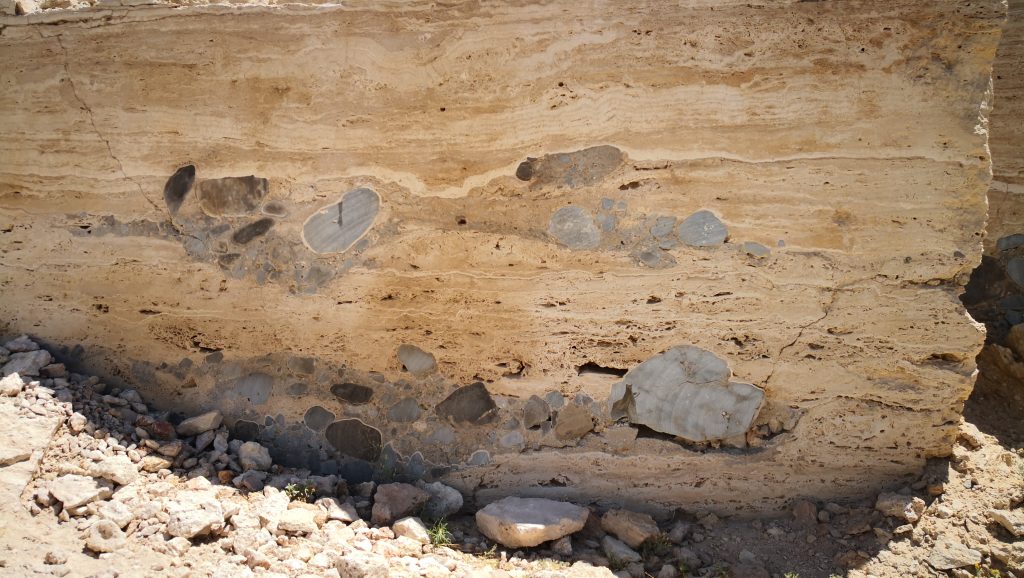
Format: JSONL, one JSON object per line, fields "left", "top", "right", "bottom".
{"left": 0, "top": 0, "right": 1005, "bottom": 513}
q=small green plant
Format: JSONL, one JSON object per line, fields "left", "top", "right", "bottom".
{"left": 607, "top": 555, "right": 627, "bottom": 572}
{"left": 783, "top": 573, "right": 800, "bottom": 578}
{"left": 427, "top": 517, "right": 453, "bottom": 547}
{"left": 974, "top": 563, "right": 1004, "bottom": 578}
{"left": 639, "top": 534, "right": 673, "bottom": 559}
{"left": 284, "top": 482, "right": 316, "bottom": 503}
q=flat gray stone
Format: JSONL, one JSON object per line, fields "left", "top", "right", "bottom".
{"left": 196, "top": 175, "right": 268, "bottom": 216}
{"left": 303, "top": 188, "right": 380, "bottom": 254}
{"left": 331, "top": 382, "right": 374, "bottom": 405}
{"left": 650, "top": 216, "right": 677, "bottom": 238}
{"left": 677, "top": 210, "right": 728, "bottom": 247}
{"left": 417, "top": 481, "right": 463, "bottom": 519}
{"left": 325, "top": 419, "right": 382, "bottom": 461}
{"left": 2, "top": 350, "right": 52, "bottom": 377}
{"left": 602, "top": 535, "right": 642, "bottom": 563}
{"left": 388, "top": 398, "right": 422, "bottom": 423}
{"left": 549, "top": 206, "right": 601, "bottom": 250}
{"left": 742, "top": 241, "right": 771, "bottom": 258}
{"left": 177, "top": 410, "right": 223, "bottom": 437}
{"left": 3, "top": 335, "right": 38, "bottom": 353}
{"left": 303, "top": 405, "right": 335, "bottom": 431}
{"left": 436, "top": 382, "right": 498, "bottom": 426}
{"left": 609, "top": 345, "right": 764, "bottom": 443}
{"left": 997, "top": 234, "right": 1024, "bottom": 252}
{"left": 50, "top": 474, "right": 113, "bottom": 508}
{"left": 522, "top": 395, "right": 550, "bottom": 429}
{"left": 397, "top": 344, "right": 436, "bottom": 376}
{"left": 476, "top": 497, "right": 589, "bottom": 548}
{"left": 928, "top": 539, "right": 982, "bottom": 570}
{"left": 988, "top": 509, "right": 1024, "bottom": 537}
{"left": 231, "top": 373, "right": 273, "bottom": 406}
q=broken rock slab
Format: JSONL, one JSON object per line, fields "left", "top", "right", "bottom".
{"left": 875, "top": 492, "right": 926, "bottom": 523}
{"left": 600, "top": 509, "right": 660, "bottom": 549}
{"left": 1, "top": 350, "right": 52, "bottom": 377}
{"left": 475, "top": 497, "right": 589, "bottom": 548}
{"left": 928, "top": 539, "right": 983, "bottom": 570}
{"left": 49, "top": 474, "right": 113, "bottom": 509}
{"left": 609, "top": 345, "right": 764, "bottom": 443}
{"left": 177, "top": 410, "right": 223, "bottom": 437}
{"left": 397, "top": 344, "right": 436, "bottom": 376}
{"left": 988, "top": 509, "right": 1024, "bottom": 537}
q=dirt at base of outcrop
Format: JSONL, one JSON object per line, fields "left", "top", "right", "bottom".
{"left": 0, "top": 336, "right": 1021, "bottom": 578}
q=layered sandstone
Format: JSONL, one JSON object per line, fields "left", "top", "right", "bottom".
{"left": 0, "top": 1, "right": 1007, "bottom": 513}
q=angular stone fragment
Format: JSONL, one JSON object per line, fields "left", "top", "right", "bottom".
{"left": 928, "top": 539, "right": 982, "bottom": 570}
{"left": 165, "top": 491, "right": 225, "bottom": 539}
{"left": 163, "top": 165, "right": 195, "bottom": 214}
{"left": 330, "top": 383, "right": 374, "bottom": 405}
{"left": 50, "top": 475, "right": 113, "bottom": 509}
{"left": 176, "top": 410, "right": 223, "bottom": 437}
{"left": 336, "top": 552, "right": 389, "bottom": 578}
{"left": 435, "top": 382, "right": 498, "bottom": 426}
{"left": 325, "top": 419, "right": 382, "bottom": 461}
{"left": 371, "top": 483, "right": 429, "bottom": 525}
{"left": 98, "top": 500, "right": 134, "bottom": 529}
{"left": 196, "top": 175, "right": 268, "bottom": 216}
{"left": 303, "top": 188, "right": 380, "bottom": 254}
{"left": 0, "top": 373, "right": 23, "bottom": 397}
{"left": 397, "top": 344, "right": 436, "bottom": 376}
{"left": 277, "top": 508, "right": 318, "bottom": 535}
{"left": 602, "top": 535, "right": 642, "bottom": 563}
{"left": 875, "top": 492, "right": 925, "bottom": 523}
{"left": 2, "top": 350, "right": 52, "bottom": 377}
{"left": 677, "top": 210, "right": 727, "bottom": 247}
{"left": 988, "top": 509, "right": 1024, "bottom": 537}
{"left": 417, "top": 481, "right": 463, "bottom": 520}
{"left": 3, "top": 335, "right": 38, "bottom": 352}
{"left": 600, "top": 509, "right": 660, "bottom": 549}
{"left": 522, "top": 395, "right": 550, "bottom": 429}
{"left": 387, "top": 398, "right": 422, "bottom": 423}
{"left": 393, "top": 516, "right": 430, "bottom": 544}
{"left": 742, "top": 241, "right": 771, "bottom": 258}
{"left": 475, "top": 497, "right": 588, "bottom": 548}
{"left": 554, "top": 404, "right": 594, "bottom": 441}
{"left": 548, "top": 206, "right": 601, "bottom": 250}
{"left": 88, "top": 455, "right": 139, "bottom": 486}
{"left": 238, "top": 441, "right": 273, "bottom": 471}
{"left": 609, "top": 346, "right": 764, "bottom": 442}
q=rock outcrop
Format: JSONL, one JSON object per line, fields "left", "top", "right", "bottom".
{"left": 0, "top": 0, "right": 1008, "bottom": 512}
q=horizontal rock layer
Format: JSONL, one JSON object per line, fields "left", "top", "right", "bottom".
{"left": 0, "top": 0, "right": 1006, "bottom": 513}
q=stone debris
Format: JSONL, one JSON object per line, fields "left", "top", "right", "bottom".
{"left": 0, "top": 335, "right": 1019, "bottom": 578}
{"left": 476, "top": 497, "right": 589, "bottom": 548}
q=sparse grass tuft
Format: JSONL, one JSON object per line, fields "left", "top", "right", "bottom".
{"left": 427, "top": 517, "right": 454, "bottom": 547}
{"left": 284, "top": 482, "right": 316, "bottom": 503}
{"left": 639, "top": 533, "right": 673, "bottom": 559}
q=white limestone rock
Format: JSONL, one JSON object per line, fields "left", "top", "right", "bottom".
{"left": 475, "top": 497, "right": 589, "bottom": 548}
{"left": 609, "top": 346, "right": 764, "bottom": 443}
